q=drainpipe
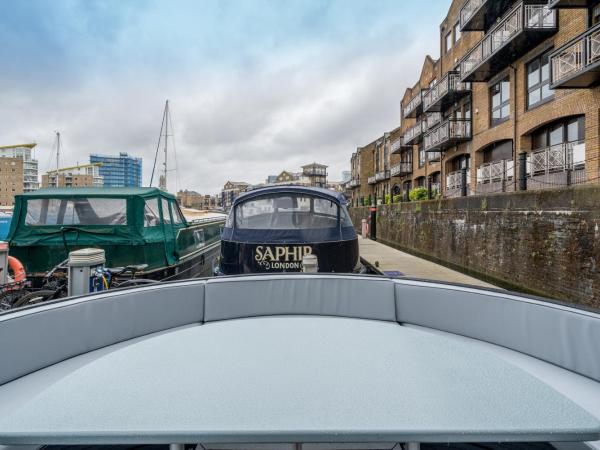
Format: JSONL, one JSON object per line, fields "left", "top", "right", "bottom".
{"left": 511, "top": 64, "right": 518, "bottom": 191}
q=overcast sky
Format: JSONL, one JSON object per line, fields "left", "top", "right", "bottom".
{"left": 0, "top": 0, "right": 451, "bottom": 194}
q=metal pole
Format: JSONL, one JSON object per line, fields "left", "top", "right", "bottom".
{"left": 519, "top": 151, "right": 528, "bottom": 191}
{"left": 460, "top": 167, "right": 467, "bottom": 197}
{"left": 427, "top": 176, "right": 433, "bottom": 200}
{"left": 370, "top": 206, "right": 377, "bottom": 241}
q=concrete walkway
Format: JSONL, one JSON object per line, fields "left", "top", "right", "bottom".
{"left": 359, "top": 237, "right": 498, "bottom": 288}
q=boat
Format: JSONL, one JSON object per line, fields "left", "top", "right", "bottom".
{"left": 219, "top": 185, "right": 359, "bottom": 274}
{"left": 0, "top": 274, "right": 598, "bottom": 449}
{"left": 6, "top": 187, "right": 225, "bottom": 286}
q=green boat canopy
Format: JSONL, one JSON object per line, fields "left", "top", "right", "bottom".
{"left": 7, "top": 187, "right": 194, "bottom": 273}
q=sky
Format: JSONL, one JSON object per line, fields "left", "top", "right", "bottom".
{"left": 0, "top": 0, "right": 451, "bottom": 194}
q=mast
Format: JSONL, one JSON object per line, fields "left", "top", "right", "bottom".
{"left": 162, "top": 100, "right": 169, "bottom": 191}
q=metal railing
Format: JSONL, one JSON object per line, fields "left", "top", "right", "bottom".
{"left": 375, "top": 171, "right": 388, "bottom": 182}
{"left": 424, "top": 119, "right": 472, "bottom": 151}
{"left": 446, "top": 170, "right": 469, "bottom": 190}
{"left": 460, "top": 3, "right": 556, "bottom": 79}
{"left": 551, "top": 22, "right": 600, "bottom": 86}
{"left": 477, "top": 159, "right": 514, "bottom": 184}
{"left": 391, "top": 162, "right": 413, "bottom": 177}
{"left": 368, "top": 176, "right": 377, "bottom": 185}
{"left": 391, "top": 139, "right": 403, "bottom": 153}
{"left": 528, "top": 142, "right": 585, "bottom": 174}
{"left": 349, "top": 179, "right": 361, "bottom": 188}
{"left": 425, "top": 112, "right": 442, "bottom": 130}
{"left": 460, "top": 0, "right": 485, "bottom": 30}
{"left": 423, "top": 72, "right": 471, "bottom": 112}
{"left": 403, "top": 121, "right": 425, "bottom": 146}
{"left": 403, "top": 92, "right": 422, "bottom": 118}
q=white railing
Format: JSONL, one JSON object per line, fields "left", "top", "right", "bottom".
{"left": 423, "top": 72, "right": 471, "bottom": 112}
{"left": 446, "top": 170, "right": 467, "bottom": 190}
{"left": 460, "top": 0, "right": 485, "bottom": 29}
{"left": 461, "top": 3, "right": 556, "bottom": 79}
{"left": 551, "top": 22, "right": 600, "bottom": 85}
{"left": 375, "top": 171, "right": 386, "bottom": 182}
{"left": 425, "top": 112, "right": 442, "bottom": 130}
{"left": 424, "top": 119, "right": 472, "bottom": 151}
{"left": 403, "top": 92, "right": 422, "bottom": 118}
{"left": 391, "top": 139, "right": 402, "bottom": 153}
{"left": 368, "top": 176, "right": 377, "bottom": 185}
{"left": 391, "top": 162, "right": 413, "bottom": 177}
{"left": 528, "top": 142, "right": 585, "bottom": 174}
{"left": 403, "top": 121, "right": 424, "bottom": 146}
{"left": 477, "top": 159, "right": 514, "bottom": 184}
{"left": 349, "top": 179, "right": 361, "bottom": 188}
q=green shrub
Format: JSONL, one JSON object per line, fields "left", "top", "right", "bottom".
{"left": 363, "top": 197, "right": 370, "bottom": 206}
{"left": 393, "top": 194, "right": 402, "bottom": 203}
{"left": 409, "top": 187, "right": 428, "bottom": 202}
{"left": 385, "top": 194, "right": 391, "bottom": 205}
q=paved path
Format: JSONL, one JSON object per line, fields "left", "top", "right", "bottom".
{"left": 359, "top": 237, "right": 498, "bottom": 288}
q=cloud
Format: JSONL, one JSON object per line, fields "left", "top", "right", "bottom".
{"left": 0, "top": 0, "right": 448, "bottom": 194}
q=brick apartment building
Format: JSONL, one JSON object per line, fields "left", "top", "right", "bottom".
{"left": 349, "top": 0, "right": 600, "bottom": 205}
{"left": 0, "top": 144, "right": 39, "bottom": 206}
{"left": 177, "top": 190, "right": 219, "bottom": 210}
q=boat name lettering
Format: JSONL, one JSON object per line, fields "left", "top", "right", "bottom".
{"left": 255, "top": 245, "right": 313, "bottom": 269}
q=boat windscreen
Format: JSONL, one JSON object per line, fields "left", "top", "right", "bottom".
{"left": 25, "top": 198, "right": 128, "bottom": 226}
{"left": 236, "top": 194, "right": 340, "bottom": 230}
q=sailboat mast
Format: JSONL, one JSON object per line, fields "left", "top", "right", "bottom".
{"left": 163, "top": 100, "right": 168, "bottom": 191}
{"left": 56, "top": 132, "right": 60, "bottom": 175}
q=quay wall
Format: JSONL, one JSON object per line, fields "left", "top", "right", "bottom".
{"left": 349, "top": 185, "right": 600, "bottom": 310}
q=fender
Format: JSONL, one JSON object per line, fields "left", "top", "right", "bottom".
{"left": 7, "top": 256, "right": 26, "bottom": 283}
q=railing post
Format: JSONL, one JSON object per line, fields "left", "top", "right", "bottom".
{"left": 519, "top": 151, "right": 528, "bottom": 191}
{"left": 428, "top": 177, "right": 433, "bottom": 200}
{"left": 460, "top": 167, "right": 468, "bottom": 197}
{"left": 369, "top": 206, "right": 377, "bottom": 241}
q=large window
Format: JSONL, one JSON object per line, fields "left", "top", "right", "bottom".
{"left": 453, "top": 22, "right": 461, "bottom": 43}
{"left": 527, "top": 51, "right": 553, "bottom": 109}
{"left": 532, "top": 116, "right": 585, "bottom": 150}
{"left": 445, "top": 31, "right": 453, "bottom": 53}
{"left": 490, "top": 77, "right": 510, "bottom": 127}
{"left": 25, "top": 198, "right": 127, "bottom": 226}
{"left": 418, "top": 144, "right": 425, "bottom": 168}
{"left": 143, "top": 198, "right": 161, "bottom": 227}
{"left": 235, "top": 195, "right": 343, "bottom": 230}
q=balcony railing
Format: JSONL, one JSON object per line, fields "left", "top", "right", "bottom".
{"left": 424, "top": 119, "right": 472, "bottom": 152}
{"left": 403, "top": 121, "right": 425, "bottom": 146}
{"left": 550, "top": 22, "right": 600, "bottom": 88}
{"left": 461, "top": 2, "right": 557, "bottom": 82}
{"left": 368, "top": 176, "right": 377, "bottom": 185}
{"left": 391, "top": 138, "right": 403, "bottom": 154}
{"left": 423, "top": 72, "right": 471, "bottom": 113}
{"left": 528, "top": 142, "right": 585, "bottom": 175}
{"left": 349, "top": 179, "right": 361, "bottom": 188}
{"left": 391, "top": 162, "right": 413, "bottom": 177}
{"left": 428, "top": 152, "right": 441, "bottom": 163}
{"left": 403, "top": 92, "right": 423, "bottom": 119}
{"left": 375, "top": 171, "right": 390, "bottom": 182}
{"left": 460, "top": 0, "right": 514, "bottom": 31}
{"left": 477, "top": 159, "right": 514, "bottom": 184}
{"left": 425, "top": 112, "right": 442, "bottom": 130}
{"left": 446, "top": 170, "right": 470, "bottom": 190}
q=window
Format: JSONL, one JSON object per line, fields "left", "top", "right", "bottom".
{"left": 454, "top": 22, "right": 461, "bottom": 43}
{"left": 143, "top": 198, "right": 161, "bottom": 227}
{"left": 171, "top": 202, "right": 186, "bottom": 225}
{"left": 25, "top": 198, "right": 127, "bottom": 226}
{"left": 490, "top": 77, "right": 510, "bottom": 126}
{"left": 445, "top": 31, "right": 452, "bottom": 53}
{"left": 532, "top": 117, "right": 585, "bottom": 149}
{"left": 418, "top": 144, "right": 425, "bottom": 168}
{"left": 590, "top": 4, "right": 600, "bottom": 26}
{"left": 161, "top": 198, "right": 172, "bottom": 224}
{"left": 527, "top": 51, "right": 553, "bottom": 109}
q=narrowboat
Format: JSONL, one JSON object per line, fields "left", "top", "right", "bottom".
{"left": 0, "top": 274, "right": 598, "bottom": 449}
{"left": 6, "top": 187, "right": 224, "bottom": 285}
{"left": 219, "top": 185, "right": 359, "bottom": 274}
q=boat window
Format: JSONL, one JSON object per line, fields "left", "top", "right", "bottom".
{"left": 143, "top": 198, "right": 161, "bottom": 227}
{"left": 25, "top": 198, "right": 127, "bottom": 226}
{"left": 236, "top": 194, "right": 339, "bottom": 230}
{"left": 171, "top": 201, "right": 186, "bottom": 225}
{"left": 161, "top": 198, "right": 172, "bottom": 224}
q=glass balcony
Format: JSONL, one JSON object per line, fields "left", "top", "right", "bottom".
{"left": 550, "top": 22, "right": 600, "bottom": 88}
{"left": 461, "top": 2, "right": 557, "bottom": 82}
{"left": 423, "top": 72, "right": 471, "bottom": 113}
{"left": 402, "top": 121, "right": 426, "bottom": 146}
{"left": 460, "top": 0, "right": 515, "bottom": 31}
{"left": 403, "top": 92, "right": 423, "bottom": 119}
{"left": 391, "top": 162, "right": 413, "bottom": 177}
{"left": 424, "top": 119, "right": 472, "bottom": 152}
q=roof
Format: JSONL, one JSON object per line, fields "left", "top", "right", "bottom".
{"left": 234, "top": 185, "right": 347, "bottom": 205}
{"left": 302, "top": 162, "right": 328, "bottom": 168}
{"left": 17, "top": 187, "right": 175, "bottom": 200}
{"left": 0, "top": 143, "right": 36, "bottom": 150}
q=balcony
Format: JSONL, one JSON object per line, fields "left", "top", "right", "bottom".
{"left": 390, "top": 138, "right": 404, "bottom": 154}
{"left": 368, "top": 176, "right": 377, "bottom": 185}
{"left": 375, "top": 171, "right": 390, "bottom": 182}
{"left": 476, "top": 159, "right": 515, "bottom": 193}
{"left": 403, "top": 121, "right": 426, "bottom": 146}
{"left": 550, "top": 22, "right": 600, "bottom": 88}
{"left": 427, "top": 152, "right": 442, "bottom": 163}
{"left": 425, "top": 112, "right": 442, "bottom": 130}
{"left": 424, "top": 119, "right": 472, "bottom": 152}
{"left": 446, "top": 169, "right": 471, "bottom": 198}
{"left": 460, "top": 2, "right": 557, "bottom": 82}
{"left": 391, "top": 162, "right": 413, "bottom": 177}
{"left": 460, "top": 0, "right": 515, "bottom": 31}
{"left": 526, "top": 141, "right": 587, "bottom": 189}
{"left": 548, "top": 0, "right": 598, "bottom": 7}
{"left": 348, "top": 179, "right": 361, "bottom": 188}
{"left": 303, "top": 169, "right": 327, "bottom": 177}
{"left": 403, "top": 92, "right": 423, "bottom": 119}
{"left": 423, "top": 72, "right": 472, "bottom": 113}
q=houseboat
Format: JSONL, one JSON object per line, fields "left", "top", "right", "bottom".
{"left": 6, "top": 187, "right": 225, "bottom": 286}
{"left": 219, "top": 185, "right": 359, "bottom": 274}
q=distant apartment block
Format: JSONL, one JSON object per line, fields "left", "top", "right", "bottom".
{"left": 0, "top": 143, "right": 39, "bottom": 206}
{"left": 302, "top": 163, "right": 328, "bottom": 188}
{"left": 177, "top": 190, "right": 219, "bottom": 210}
{"left": 221, "top": 181, "right": 250, "bottom": 209}
{"left": 349, "top": 1, "right": 600, "bottom": 206}
{"left": 42, "top": 164, "right": 103, "bottom": 189}
{"left": 90, "top": 152, "right": 142, "bottom": 187}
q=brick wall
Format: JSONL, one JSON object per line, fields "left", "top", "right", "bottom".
{"left": 350, "top": 185, "right": 600, "bottom": 310}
